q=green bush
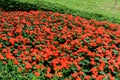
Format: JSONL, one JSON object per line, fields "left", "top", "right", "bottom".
{"left": 0, "top": 0, "right": 38, "bottom": 11}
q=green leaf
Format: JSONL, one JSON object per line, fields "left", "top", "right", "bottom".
{"left": 80, "top": 59, "right": 90, "bottom": 65}
{"left": 110, "top": 34, "right": 116, "bottom": 39}
{"left": 58, "top": 38, "right": 66, "bottom": 44}
{"left": 113, "top": 49, "right": 118, "bottom": 56}
{"left": 58, "top": 26, "right": 63, "bottom": 30}
{"left": 14, "top": 43, "right": 19, "bottom": 47}
{"left": 99, "top": 71, "right": 106, "bottom": 74}
{"left": 102, "top": 57, "right": 108, "bottom": 63}
{"left": 54, "top": 36, "right": 59, "bottom": 41}
{"left": 84, "top": 37, "right": 90, "bottom": 43}
{"left": 95, "top": 57, "right": 100, "bottom": 61}
{"left": 32, "top": 56, "right": 36, "bottom": 60}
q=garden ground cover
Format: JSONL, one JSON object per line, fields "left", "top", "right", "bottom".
{"left": 0, "top": 10, "right": 120, "bottom": 80}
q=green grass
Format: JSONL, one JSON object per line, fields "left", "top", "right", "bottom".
{"left": 19, "top": 0, "right": 120, "bottom": 19}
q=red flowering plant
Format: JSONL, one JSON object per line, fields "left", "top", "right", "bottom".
{"left": 0, "top": 10, "right": 120, "bottom": 80}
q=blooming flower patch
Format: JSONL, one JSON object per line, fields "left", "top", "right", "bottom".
{"left": 0, "top": 10, "right": 120, "bottom": 80}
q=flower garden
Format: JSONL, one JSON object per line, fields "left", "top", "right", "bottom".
{"left": 0, "top": 0, "right": 120, "bottom": 79}
{"left": 0, "top": 10, "right": 120, "bottom": 80}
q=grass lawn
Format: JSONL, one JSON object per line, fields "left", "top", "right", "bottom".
{"left": 19, "top": 0, "right": 120, "bottom": 19}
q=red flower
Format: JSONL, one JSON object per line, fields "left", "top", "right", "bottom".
{"left": 84, "top": 76, "right": 91, "bottom": 80}
{"left": 2, "top": 37, "right": 8, "bottom": 41}
{"left": 96, "top": 38, "right": 101, "bottom": 44}
{"left": 47, "top": 67, "right": 51, "bottom": 73}
{"left": 3, "top": 61, "right": 7, "bottom": 64}
{"left": 15, "top": 28, "right": 22, "bottom": 33}
{"left": 8, "top": 32, "right": 14, "bottom": 37}
{"left": 90, "top": 67, "right": 98, "bottom": 75}
{"left": 96, "top": 75, "right": 104, "bottom": 80}
{"left": 90, "top": 61, "right": 96, "bottom": 65}
{"left": 25, "top": 62, "right": 32, "bottom": 69}
{"left": 45, "top": 73, "right": 53, "bottom": 78}
{"left": 71, "top": 73, "right": 77, "bottom": 78}
{"left": 18, "top": 67, "right": 22, "bottom": 72}
{"left": 90, "top": 41, "right": 96, "bottom": 47}
{"left": 98, "top": 61, "right": 105, "bottom": 71}
{"left": 110, "top": 74, "right": 115, "bottom": 80}
{"left": 34, "top": 72, "right": 40, "bottom": 76}
{"left": 13, "top": 49, "right": 18, "bottom": 54}
{"left": 108, "top": 65, "right": 114, "bottom": 72}
{"left": 9, "top": 38, "right": 15, "bottom": 45}
{"left": 76, "top": 77, "right": 81, "bottom": 80}
{"left": 56, "top": 72, "right": 62, "bottom": 77}
{"left": 6, "top": 53, "right": 14, "bottom": 59}
{"left": 0, "top": 53, "right": 4, "bottom": 60}
{"left": 87, "top": 51, "right": 95, "bottom": 57}
{"left": 96, "top": 27, "right": 105, "bottom": 34}
{"left": 14, "top": 59, "right": 19, "bottom": 65}
{"left": 0, "top": 44, "right": 2, "bottom": 48}
{"left": 36, "top": 65, "right": 41, "bottom": 69}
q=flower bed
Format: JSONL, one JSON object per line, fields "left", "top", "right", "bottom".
{"left": 0, "top": 11, "right": 120, "bottom": 80}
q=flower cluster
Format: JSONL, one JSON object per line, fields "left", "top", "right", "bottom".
{"left": 0, "top": 10, "right": 120, "bottom": 80}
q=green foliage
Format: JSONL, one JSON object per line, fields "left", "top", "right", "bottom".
{"left": 0, "top": 60, "right": 48, "bottom": 80}
{"left": 33, "top": 0, "right": 120, "bottom": 23}
{"left": 0, "top": 61, "right": 26, "bottom": 80}
{"left": 0, "top": 0, "right": 38, "bottom": 11}
{"left": 0, "top": 0, "right": 120, "bottom": 23}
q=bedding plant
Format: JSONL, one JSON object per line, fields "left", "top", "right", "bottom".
{"left": 0, "top": 11, "right": 120, "bottom": 80}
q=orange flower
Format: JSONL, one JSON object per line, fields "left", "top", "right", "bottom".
{"left": 15, "top": 28, "right": 22, "bottom": 33}
{"left": 92, "top": 74, "right": 97, "bottom": 79}
{"left": 96, "top": 27, "right": 105, "bottom": 34}
{"left": 9, "top": 38, "right": 15, "bottom": 45}
{"left": 76, "top": 77, "right": 81, "bottom": 80}
{"left": 36, "top": 65, "right": 41, "bottom": 69}
{"left": 90, "top": 42, "right": 96, "bottom": 47}
{"left": 47, "top": 67, "right": 51, "bottom": 73}
{"left": 76, "top": 65, "right": 81, "bottom": 70}
{"left": 71, "top": 73, "right": 77, "bottom": 78}
{"left": 110, "top": 75, "right": 115, "bottom": 80}
{"left": 8, "top": 32, "right": 14, "bottom": 37}
{"left": 0, "top": 53, "right": 4, "bottom": 60}
{"left": 6, "top": 53, "right": 14, "bottom": 59}
{"left": 2, "top": 37, "right": 8, "bottom": 41}
{"left": 18, "top": 67, "right": 22, "bottom": 72}
{"left": 13, "top": 59, "right": 19, "bottom": 65}
{"left": 3, "top": 61, "right": 7, "bottom": 64}
{"left": 78, "top": 71, "right": 84, "bottom": 75}
{"left": 98, "top": 62, "right": 105, "bottom": 71}
{"left": 34, "top": 72, "right": 40, "bottom": 76}
{"left": 25, "top": 62, "right": 32, "bottom": 69}
{"left": 108, "top": 65, "right": 114, "bottom": 72}
{"left": 90, "top": 61, "right": 96, "bottom": 65}
{"left": 56, "top": 72, "right": 62, "bottom": 77}
{"left": 97, "top": 75, "right": 104, "bottom": 80}
{"left": 96, "top": 38, "right": 101, "bottom": 44}
{"left": 0, "top": 44, "right": 2, "bottom": 48}
{"left": 84, "top": 76, "right": 91, "bottom": 80}
{"left": 45, "top": 73, "right": 53, "bottom": 79}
